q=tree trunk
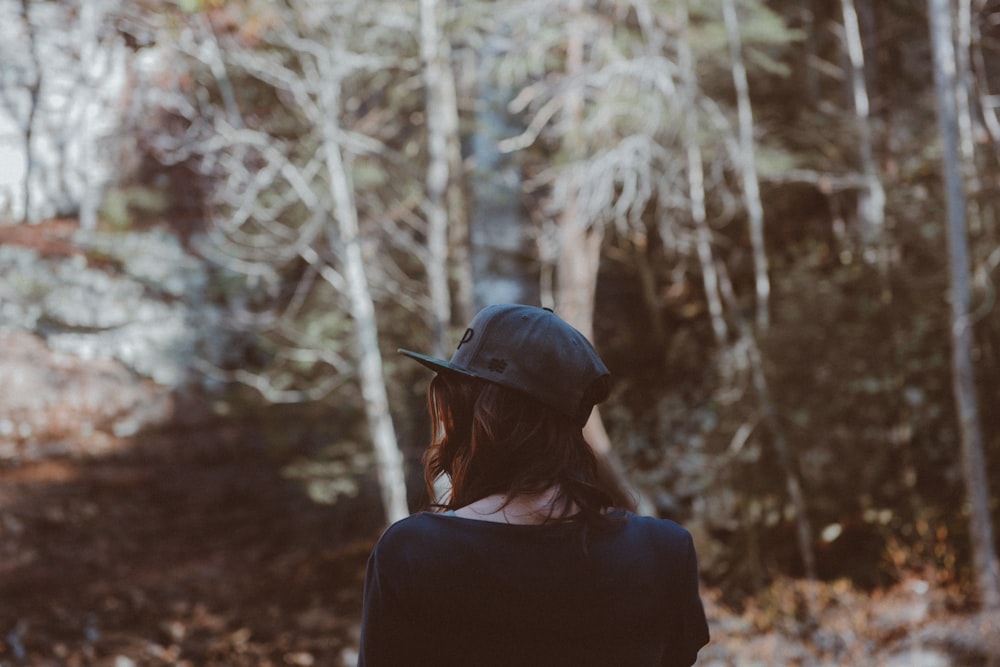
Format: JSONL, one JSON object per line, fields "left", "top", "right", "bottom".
{"left": 928, "top": 0, "right": 1000, "bottom": 610}
{"left": 554, "top": 0, "right": 593, "bottom": 329}
{"left": 555, "top": 0, "right": 652, "bottom": 516}
{"left": 76, "top": 0, "right": 112, "bottom": 231}
{"left": 677, "top": 0, "right": 728, "bottom": 347}
{"left": 722, "top": 0, "right": 770, "bottom": 332}
{"left": 955, "top": 0, "right": 975, "bottom": 166}
{"left": 841, "top": 0, "right": 886, "bottom": 261}
{"left": 18, "top": 0, "right": 41, "bottom": 224}
{"left": 321, "top": 78, "right": 410, "bottom": 526}
{"left": 953, "top": 0, "right": 984, "bottom": 235}
{"left": 555, "top": 209, "right": 602, "bottom": 338}
{"left": 419, "top": 0, "right": 453, "bottom": 358}
{"left": 442, "top": 16, "right": 475, "bottom": 326}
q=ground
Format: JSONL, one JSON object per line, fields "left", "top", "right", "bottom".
{"left": 2, "top": 422, "right": 999, "bottom": 667}
{"left": 0, "top": 424, "right": 378, "bottom": 667}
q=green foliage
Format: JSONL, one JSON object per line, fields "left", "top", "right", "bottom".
{"left": 753, "top": 145, "right": 805, "bottom": 178}
{"left": 732, "top": 0, "right": 805, "bottom": 48}
{"left": 174, "top": 0, "right": 205, "bottom": 13}
{"left": 281, "top": 441, "right": 374, "bottom": 505}
{"left": 99, "top": 186, "right": 171, "bottom": 230}
{"left": 693, "top": 0, "right": 804, "bottom": 73}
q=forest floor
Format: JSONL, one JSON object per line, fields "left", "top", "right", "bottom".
{"left": 1, "top": 428, "right": 999, "bottom": 667}
{"left": 0, "top": 425, "right": 376, "bottom": 667}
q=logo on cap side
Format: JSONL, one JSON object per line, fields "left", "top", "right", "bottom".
{"left": 456, "top": 328, "right": 474, "bottom": 350}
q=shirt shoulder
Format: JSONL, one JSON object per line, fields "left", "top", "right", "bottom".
{"left": 370, "top": 512, "right": 442, "bottom": 559}
{"left": 614, "top": 512, "right": 696, "bottom": 552}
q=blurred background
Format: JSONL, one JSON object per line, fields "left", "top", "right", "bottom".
{"left": 1, "top": 0, "right": 999, "bottom": 664}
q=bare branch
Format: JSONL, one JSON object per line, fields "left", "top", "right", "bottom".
{"left": 193, "top": 357, "right": 349, "bottom": 404}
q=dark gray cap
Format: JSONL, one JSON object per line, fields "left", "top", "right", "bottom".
{"left": 399, "top": 304, "right": 610, "bottom": 426}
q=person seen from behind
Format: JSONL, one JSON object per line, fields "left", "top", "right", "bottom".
{"left": 359, "top": 304, "right": 710, "bottom": 666}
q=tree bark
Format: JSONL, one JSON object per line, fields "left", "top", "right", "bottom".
{"left": 955, "top": 0, "right": 975, "bottom": 166}
{"left": 76, "top": 0, "right": 98, "bottom": 230}
{"left": 953, "top": 0, "right": 984, "bottom": 235}
{"left": 441, "top": 14, "right": 475, "bottom": 326}
{"left": 722, "top": 0, "right": 770, "bottom": 332}
{"left": 76, "top": 0, "right": 115, "bottom": 231}
{"left": 928, "top": 0, "right": 1000, "bottom": 610}
{"left": 419, "top": 0, "right": 453, "bottom": 358}
{"left": 677, "top": 0, "right": 728, "bottom": 347}
{"left": 18, "top": 0, "right": 41, "bottom": 224}
{"left": 841, "top": 0, "right": 886, "bottom": 261}
{"left": 555, "top": 0, "right": 652, "bottom": 516}
{"left": 320, "top": 77, "right": 410, "bottom": 526}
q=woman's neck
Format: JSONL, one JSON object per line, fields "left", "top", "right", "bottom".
{"left": 453, "top": 487, "right": 576, "bottom": 525}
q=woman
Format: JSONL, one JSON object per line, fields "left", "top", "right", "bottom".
{"left": 359, "top": 304, "right": 709, "bottom": 666}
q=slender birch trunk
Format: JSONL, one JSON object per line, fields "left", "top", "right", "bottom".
{"left": 954, "top": 0, "right": 984, "bottom": 235}
{"left": 420, "top": 0, "right": 453, "bottom": 358}
{"left": 841, "top": 0, "right": 886, "bottom": 260}
{"left": 928, "top": 0, "right": 1000, "bottom": 610}
{"left": 722, "top": 0, "right": 770, "bottom": 332}
{"left": 320, "top": 77, "right": 409, "bottom": 526}
{"left": 955, "top": 0, "right": 975, "bottom": 165}
{"left": 442, "top": 24, "right": 474, "bottom": 326}
{"left": 677, "top": 1, "right": 727, "bottom": 347}
{"left": 76, "top": 0, "right": 99, "bottom": 230}
{"left": 419, "top": 3, "right": 473, "bottom": 325}
{"left": 18, "top": 0, "right": 41, "bottom": 223}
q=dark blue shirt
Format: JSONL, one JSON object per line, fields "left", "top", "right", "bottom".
{"left": 359, "top": 511, "right": 709, "bottom": 666}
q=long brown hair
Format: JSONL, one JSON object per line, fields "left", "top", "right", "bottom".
{"left": 422, "top": 372, "right": 615, "bottom": 524}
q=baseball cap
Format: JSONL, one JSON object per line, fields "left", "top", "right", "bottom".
{"left": 398, "top": 304, "right": 610, "bottom": 426}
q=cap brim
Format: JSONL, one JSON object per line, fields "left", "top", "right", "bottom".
{"left": 397, "top": 348, "right": 479, "bottom": 379}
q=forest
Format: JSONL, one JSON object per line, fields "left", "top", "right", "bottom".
{"left": 1, "top": 0, "right": 1000, "bottom": 664}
